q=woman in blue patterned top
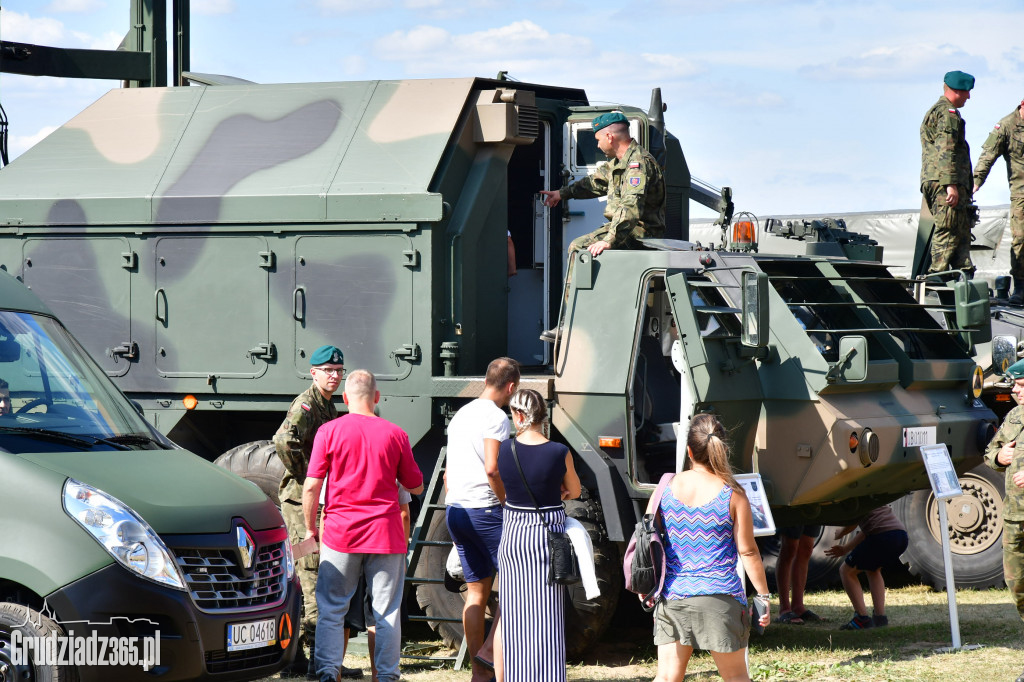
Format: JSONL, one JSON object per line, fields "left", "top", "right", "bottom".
{"left": 652, "top": 413, "right": 770, "bottom": 682}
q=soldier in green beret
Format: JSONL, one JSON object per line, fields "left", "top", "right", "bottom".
{"left": 538, "top": 111, "right": 666, "bottom": 342}
{"left": 974, "top": 97, "right": 1024, "bottom": 304}
{"left": 920, "top": 70, "right": 976, "bottom": 280}
{"left": 273, "top": 345, "right": 357, "bottom": 677}
{"left": 985, "top": 357, "right": 1024, "bottom": 681}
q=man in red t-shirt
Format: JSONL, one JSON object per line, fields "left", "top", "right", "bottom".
{"left": 302, "top": 369, "right": 424, "bottom": 682}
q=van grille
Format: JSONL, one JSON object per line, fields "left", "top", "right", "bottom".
{"left": 175, "top": 541, "right": 287, "bottom": 613}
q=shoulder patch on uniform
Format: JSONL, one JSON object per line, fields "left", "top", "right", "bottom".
{"left": 629, "top": 162, "right": 640, "bottom": 168}
{"left": 629, "top": 177, "right": 641, "bottom": 186}
{"left": 301, "top": 403, "right": 311, "bottom": 412}
{"left": 948, "top": 109, "right": 957, "bottom": 114}
{"left": 994, "top": 123, "right": 1001, "bottom": 130}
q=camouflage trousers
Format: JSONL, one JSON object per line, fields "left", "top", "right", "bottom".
{"left": 1009, "top": 195, "right": 1024, "bottom": 279}
{"left": 924, "top": 183, "right": 974, "bottom": 275}
{"left": 1003, "top": 519, "right": 1024, "bottom": 626}
{"left": 281, "top": 499, "right": 319, "bottom": 649}
{"left": 562, "top": 225, "right": 641, "bottom": 298}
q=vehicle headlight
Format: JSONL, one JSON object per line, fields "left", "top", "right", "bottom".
{"left": 63, "top": 478, "right": 186, "bottom": 591}
{"left": 283, "top": 536, "right": 295, "bottom": 580}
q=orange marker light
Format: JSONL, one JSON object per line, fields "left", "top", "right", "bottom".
{"left": 849, "top": 431, "right": 860, "bottom": 453}
{"left": 732, "top": 221, "right": 755, "bottom": 244}
{"left": 599, "top": 437, "right": 622, "bottom": 449}
{"left": 183, "top": 395, "right": 199, "bottom": 410}
{"left": 996, "top": 394, "right": 1012, "bottom": 402}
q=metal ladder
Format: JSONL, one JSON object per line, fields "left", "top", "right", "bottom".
{"left": 403, "top": 447, "right": 469, "bottom": 668}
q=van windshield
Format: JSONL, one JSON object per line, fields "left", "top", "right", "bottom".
{"left": 0, "top": 311, "right": 165, "bottom": 452}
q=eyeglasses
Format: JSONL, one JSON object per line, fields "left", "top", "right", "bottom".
{"left": 314, "top": 367, "right": 343, "bottom": 377}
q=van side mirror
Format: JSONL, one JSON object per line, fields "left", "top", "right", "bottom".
{"left": 741, "top": 271, "right": 769, "bottom": 348}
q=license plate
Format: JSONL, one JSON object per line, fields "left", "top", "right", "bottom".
{"left": 903, "top": 426, "right": 936, "bottom": 447}
{"left": 227, "top": 618, "right": 277, "bottom": 652}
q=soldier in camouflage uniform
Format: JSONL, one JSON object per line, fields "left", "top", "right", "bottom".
{"left": 974, "top": 98, "right": 1024, "bottom": 304}
{"left": 273, "top": 344, "right": 344, "bottom": 676}
{"left": 985, "top": 358, "right": 1024, "bottom": 682}
{"left": 539, "top": 111, "right": 665, "bottom": 342}
{"left": 920, "top": 70, "right": 976, "bottom": 278}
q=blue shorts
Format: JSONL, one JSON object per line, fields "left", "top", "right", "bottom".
{"left": 446, "top": 504, "right": 503, "bottom": 583}
{"left": 846, "top": 529, "right": 909, "bottom": 572}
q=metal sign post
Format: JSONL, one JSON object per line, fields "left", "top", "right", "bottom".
{"left": 919, "top": 443, "right": 983, "bottom": 653}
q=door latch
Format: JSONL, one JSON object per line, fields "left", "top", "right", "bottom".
{"left": 107, "top": 341, "right": 138, "bottom": 362}
{"left": 246, "top": 342, "right": 276, "bottom": 363}
{"left": 390, "top": 343, "right": 421, "bottom": 363}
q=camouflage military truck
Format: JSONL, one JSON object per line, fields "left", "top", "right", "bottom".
{"left": 0, "top": 71, "right": 1000, "bottom": 655}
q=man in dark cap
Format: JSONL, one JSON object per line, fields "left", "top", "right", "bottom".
{"left": 974, "top": 97, "right": 1024, "bottom": 304}
{"left": 538, "top": 111, "right": 665, "bottom": 342}
{"left": 920, "top": 70, "right": 976, "bottom": 279}
{"left": 274, "top": 345, "right": 361, "bottom": 678}
{"left": 985, "top": 357, "right": 1024, "bottom": 681}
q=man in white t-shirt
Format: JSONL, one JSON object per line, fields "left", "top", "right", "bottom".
{"left": 445, "top": 357, "right": 520, "bottom": 682}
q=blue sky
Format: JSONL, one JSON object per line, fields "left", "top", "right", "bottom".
{"left": 1, "top": 0, "right": 1022, "bottom": 218}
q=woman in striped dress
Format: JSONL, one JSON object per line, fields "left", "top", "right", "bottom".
{"left": 653, "top": 413, "right": 771, "bottom": 682}
{"left": 496, "top": 388, "right": 582, "bottom": 682}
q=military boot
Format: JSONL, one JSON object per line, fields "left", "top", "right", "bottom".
{"left": 1010, "top": 278, "right": 1024, "bottom": 306}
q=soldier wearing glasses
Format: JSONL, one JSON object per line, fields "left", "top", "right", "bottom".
{"left": 274, "top": 345, "right": 345, "bottom": 674}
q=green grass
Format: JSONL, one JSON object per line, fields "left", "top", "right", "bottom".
{"left": 264, "top": 585, "right": 1024, "bottom": 681}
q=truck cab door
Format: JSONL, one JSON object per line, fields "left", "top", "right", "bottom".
{"left": 661, "top": 268, "right": 764, "bottom": 474}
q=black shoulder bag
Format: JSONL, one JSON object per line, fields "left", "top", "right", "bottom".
{"left": 509, "top": 439, "right": 580, "bottom": 585}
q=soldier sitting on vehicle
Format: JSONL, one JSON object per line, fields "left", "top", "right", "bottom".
{"left": 0, "top": 379, "right": 11, "bottom": 416}
{"left": 539, "top": 112, "right": 666, "bottom": 343}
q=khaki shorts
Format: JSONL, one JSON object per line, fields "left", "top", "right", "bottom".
{"left": 653, "top": 594, "right": 750, "bottom": 652}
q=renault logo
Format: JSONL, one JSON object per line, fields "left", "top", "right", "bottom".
{"left": 237, "top": 526, "right": 256, "bottom": 570}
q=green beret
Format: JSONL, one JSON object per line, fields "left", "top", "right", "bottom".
{"left": 1006, "top": 358, "right": 1024, "bottom": 381}
{"left": 592, "top": 112, "right": 628, "bottom": 132}
{"left": 944, "top": 70, "right": 975, "bottom": 91}
{"left": 310, "top": 345, "right": 344, "bottom": 366}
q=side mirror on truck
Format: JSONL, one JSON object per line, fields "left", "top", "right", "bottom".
{"left": 741, "top": 270, "right": 770, "bottom": 348}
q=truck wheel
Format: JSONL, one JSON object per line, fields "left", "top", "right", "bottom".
{"left": 413, "top": 511, "right": 478, "bottom": 651}
{"left": 213, "top": 440, "right": 285, "bottom": 506}
{"left": 0, "top": 603, "right": 75, "bottom": 682}
{"left": 563, "top": 497, "right": 621, "bottom": 659}
{"left": 893, "top": 463, "right": 1005, "bottom": 590}
{"left": 414, "top": 495, "right": 621, "bottom": 660}
{"left": 759, "top": 526, "right": 845, "bottom": 590}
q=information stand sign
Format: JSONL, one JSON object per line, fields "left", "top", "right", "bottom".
{"left": 919, "top": 443, "right": 982, "bottom": 653}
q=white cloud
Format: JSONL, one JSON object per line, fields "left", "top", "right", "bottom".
{"left": 192, "top": 0, "right": 237, "bottom": 16}
{"left": 800, "top": 43, "right": 987, "bottom": 83}
{"left": 8, "top": 126, "right": 58, "bottom": 160}
{"left": 0, "top": 11, "right": 66, "bottom": 45}
{"left": 341, "top": 55, "right": 366, "bottom": 76}
{"left": 404, "top": 0, "right": 443, "bottom": 7}
{"left": 44, "top": 0, "right": 106, "bottom": 12}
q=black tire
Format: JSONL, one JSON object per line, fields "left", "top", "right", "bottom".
{"left": 213, "top": 440, "right": 285, "bottom": 506}
{"left": 759, "top": 526, "right": 846, "bottom": 591}
{"left": 413, "top": 509, "right": 478, "bottom": 651}
{"left": 0, "top": 602, "right": 74, "bottom": 682}
{"left": 893, "top": 463, "right": 1006, "bottom": 590}
{"left": 413, "top": 493, "right": 621, "bottom": 660}
{"left": 562, "top": 496, "right": 621, "bottom": 659}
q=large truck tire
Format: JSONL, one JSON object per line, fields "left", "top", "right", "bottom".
{"left": 414, "top": 493, "right": 621, "bottom": 660}
{"left": 892, "top": 463, "right": 1005, "bottom": 590}
{"left": 213, "top": 440, "right": 286, "bottom": 506}
{"left": 758, "top": 526, "right": 846, "bottom": 591}
{"left": 0, "top": 602, "right": 75, "bottom": 682}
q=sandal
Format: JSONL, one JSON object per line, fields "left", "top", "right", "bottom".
{"left": 794, "top": 608, "right": 822, "bottom": 622}
{"left": 775, "top": 610, "right": 804, "bottom": 625}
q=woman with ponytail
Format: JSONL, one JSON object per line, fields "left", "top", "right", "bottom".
{"left": 495, "top": 388, "right": 581, "bottom": 682}
{"left": 653, "top": 413, "right": 770, "bottom": 682}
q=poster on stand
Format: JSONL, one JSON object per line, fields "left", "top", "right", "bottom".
{"left": 735, "top": 473, "right": 776, "bottom": 537}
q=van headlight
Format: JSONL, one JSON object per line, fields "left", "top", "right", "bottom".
{"left": 283, "top": 536, "right": 295, "bottom": 580}
{"left": 63, "top": 479, "right": 187, "bottom": 591}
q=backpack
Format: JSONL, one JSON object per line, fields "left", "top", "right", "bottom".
{"left": 623, "top": 472, "right": 674, "bottom": 611}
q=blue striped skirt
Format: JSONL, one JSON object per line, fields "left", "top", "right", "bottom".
{"left": 498, "top": 504, "right": 568, "bottom": 682}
